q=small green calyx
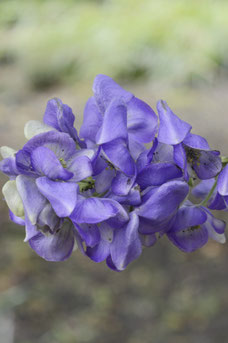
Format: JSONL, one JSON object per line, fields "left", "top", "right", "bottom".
{"left": 59, "top": 158, "right": 67, "bottom": 168}
{"left": 78, "top": 177, "right": 95, "bottom": 192}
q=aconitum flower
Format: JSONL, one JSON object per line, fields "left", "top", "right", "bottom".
{"left": 0, "top": 74, "right": 227, "bottom": 271}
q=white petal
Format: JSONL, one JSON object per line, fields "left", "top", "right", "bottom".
{"left": 24, "top": 120, "right": 55, "bottom": 140}
{"left": 2, "top": 180, "right": 24, "bottom": 217}
{"left": 0, "top": 146, "right": 17, "bottom": 158}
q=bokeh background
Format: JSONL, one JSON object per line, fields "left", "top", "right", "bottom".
{"left": 0, "top": 1, "right": 228, "bottom": 342}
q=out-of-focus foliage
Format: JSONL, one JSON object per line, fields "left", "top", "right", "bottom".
{"left": 0, "top": 0, "right": 228, "bottom": 89}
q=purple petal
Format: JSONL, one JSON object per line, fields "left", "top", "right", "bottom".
{"left": 70, "top": 197, "right": 119, "bottom": 224}
{"left": 170, "top": 204, "right": 207, "bottom": 231}
{"left": 128, "top": 135, "right": 146, "bottom": 160}
{"left": 22, "top": 131, "right": 76, "bottom": 161}
{"left": 67, "top": 155, "right": 92, "bottom": 182}
{"left": 31, "top": 146, "right": 73, "bottom": 180}
{"left": 110, "top": 212, "right": 142, "bottom": 271}
{"left": 192, "top": 179, "right": 215, "bottom": 199}
{"left": 192, "top": 150, "right": 222, "bottom": 179}
{"left": 157, "top": 100, "right": 192, "bottom": 145}
{"left": 208, "top": 192, "right": 227, "bottom": 210}
{"left": 127, "top": 97, "right": 158, "bottom": 143}
{"left": 29, "top": 221, "right": 75, "bottom": 261}
{"left": 15, "top": 149, "right": 36, "bottom": 177}
{"left": 95, "top": 168, "right": 115, "bottom": 193}
{"left": 9, "top": 210, "right": 25, "bottom": 226}
{"left": 173, "top": 144, "right": 188, "bottom": 180}
{"left": 105, "top": 200, "right": 129, "bottom": 229}
{"left": 36, "top": 177, "right": 78, "bottom": 217}
{"left": 79, "top": 97, "right": 103, "bottom": 142}
{"left": 86, "top": 222, "right": 113, "bottom": 262}
{"left": 102, "top": 138, "right": 136, "bottom": 176}
{"left": 43, "top": 98, "right": 79, "bottom": 141}
{"left": 96, "top": 99, "right": 128, "bottom": 145}
{"left": 136, "top": 180, "right": 189, "bottom": 222}
{"left": 136, "top": 162, "right": 182, "bottom": 189}
{"left": 183, "top": 133, "right": 210, "bottom": 150}
{"left": 111, "top": 171, "right": 136, "bottom": 196}
{"left": 93, "top": 74, "right": 133, "bottom": 112}
{"left": 16, "top": 175, "right": 47, "bottom": 225}
{"left": 0, "top": 157, "right": 19, "bottom": 177}
{"left": 217, "top": 164, "right": 228, "bottom": 196}
{"left": 140, "top": 233, "right": 157, "bottom": 247}
{"left": 74, "top": 223, "right": 100, "bottom": 248}
{"left": 24, "top": 214, "right": 39, "bottom": 242}
{"left": 38, "top": 203, "right": 61, "bottom": 230}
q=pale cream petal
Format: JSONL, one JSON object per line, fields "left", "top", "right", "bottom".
{"left": 24, "top": 120, "right": 55, "bottom": 140}
{"left": 2, "top": 180, "right": 24, "bottom": 217}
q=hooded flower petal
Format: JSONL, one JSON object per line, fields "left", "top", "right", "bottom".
{"left": 74, "top": 223, "right": 100, "bottom": 248}
{"left": 93, "top": 74, "right": 133, "bottom": 112}
{"left": 43, "top": 98, "right": 79, "bottom": 141}
{"left": 96, "top": 99, "right": 128, "bottom": 145}
{"left": 110, "top": 212, "right": 141, "bottom": 271}
{"left": 136, "top": 162, "right": 182, "bottom": 189}
{"left": 31, "top": 146, "right": 73, "bottom": 180}
{"left": 157, "top": 100, "right": 192, "bottom": 145}
{"left": 0, "top": 157, "right": 19, "bottom": 177}
{"left": 183, "top": 133, "right": 210, "bottom": 150}
{"left": 36, "top": 177, "right": 78, "bottom": 217}
{"left": 29, "top": 221, "right": 75, "bottom": 261}
{"left": 16, "top": 175, "right": 46, "bottom": 224}
{"left": 127, "top": 97, "right": 157, "bottom": 143}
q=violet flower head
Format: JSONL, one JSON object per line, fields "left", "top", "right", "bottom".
{"left": 0, "top": 75, "right": 227, "bottom": 271}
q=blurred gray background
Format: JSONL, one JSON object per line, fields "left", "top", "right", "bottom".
{"left": 0, "top": 1, "right": 228, "bottom": 342}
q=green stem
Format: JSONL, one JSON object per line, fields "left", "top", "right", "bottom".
{"left": 200, "top": 179, "right": 217, "bottom": 207}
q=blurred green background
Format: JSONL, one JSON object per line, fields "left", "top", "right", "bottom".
{"left": 1, "top": 0, "right": 228, "bottom": 342}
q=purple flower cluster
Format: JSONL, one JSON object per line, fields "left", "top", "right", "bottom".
{"left": 0, "top": 75, "right": 227, "bottom": 271}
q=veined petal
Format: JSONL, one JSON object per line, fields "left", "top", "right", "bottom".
{"left": 93, "top": 74, "right": 133, "bottom": 112}
{"left": 192, "top": 150, "right": 222, "bottom": 180}
{"left": 43, "top": 98, "right": 79, "bottom": 141}
{"left": 111, "top": 171, "right": 136, "bottom": 196}
{"left": 96, "top": 99, "right": 128, "bottom": 145}
{"left": 217, "top": 164, "right": 228, "bottom": 196}
{"left": 110, "top": 212, "right": 141, "bottom": 271}
{"left": 36, "top": 177, "right": 78, "bottom": 217}
{"left": 38, "top": 203, "right": 60, "bottom": 230}
{"left": 74, "top": 223, "right": 100, "bottom": 248}
{"left": 31, "top": 146, "right": 73, "bottom": 180}
{"left": 183, "top": 133, "right": 210, "bottom": 150}
{"left": 127, "top": 97, "right": 158, "bottom": 143}
{"left": 0, "top": 157, "right": 19, "bottom": 177}
{"left": 70, "top": 197, "right": 119, "bottom": 224}
{"left": 136, "top": 162, "right": 182, "bottom": 189}
{"left": 24, "top": 120, "right": 54, "bottom": 140}
{"left": 192, "top": 179, "right": 215, "bottom": 199}
{"left": 67, "top": 155, "right": 93, "bottom": 182}
{"left": 167, "top": 204, "right": 208, "bottom": 252}
{"left": 29, "top": 221, "right": 75, "bottom": 261}
{"left": 136, "top": 180, "right": 189, "bottom": 222}
{"left": 157, "top": 100, "right": 192, "bottom": 145}
{"left": 95, "top": 168, "right": 115, "bottom": 193}
{"left": 79, "top": 97, "right": 103, "bottom": 142}
{"left": 22, "top": 131, "right": 76, "bottom": 161}
{"left": 2, "top": 180, "right": 24, "bottom": 217}
{"left": 16, "top": 175, "right": 47, "bottom": 224}
{"left": 102, "top": 138, "right": 136, "bottom": 176}
{"left": 105, "top": 200, "right": 129, "bottom": 229}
